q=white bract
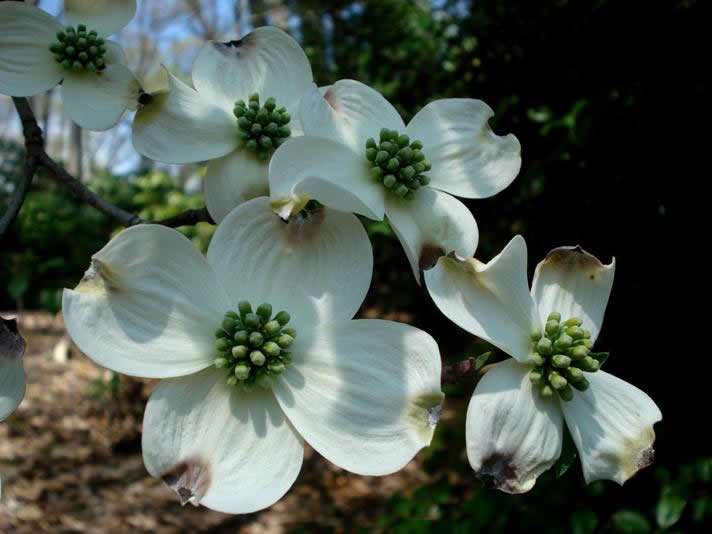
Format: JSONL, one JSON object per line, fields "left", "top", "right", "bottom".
{"left": 269, "top": 80, "right": 522, "bottom": 281}
{"left": 0, "top": 0, "right": 140, "bottom": 131}
{"left": 62, "top": 198, "right": 444, "bottom": 513}
{"left": 425, "top": 236, "right": 661, "bottom": 492}
{"left": 1, "top": 316, "right": 27, "bottom": 499}
{"left": 132, "top": 27, "right": 313, "bottom": 224}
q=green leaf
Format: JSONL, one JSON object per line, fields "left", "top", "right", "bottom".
{"left": 613, "top": 510, "right": 652, "bottom": 533}
{"left": 7, "top": 274, "right": 29, "bottom": 300}
{"left": 473, "top": 351, "right": 492, "bottom": 371}
{"left": 656, "top": 494, "right": 687, "bottom": 529}
{"left": 553, "top": 425, "right": 578, "bottom": 478}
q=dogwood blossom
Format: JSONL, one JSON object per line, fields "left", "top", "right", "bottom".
{"left": 62, "top": 198, "right": 444, "bottom": 513}
{"left": 1, "top": 316, "right": 27, "bottom": 499}
{"left": 132, "top": 27, "right": 313, "bottom": 223}
{"left": 0, "top": 0, "right": 140, "bottom": 130}
{"left": 424, "top": 236, "right": 661, "bottom": 492}
{"left": 269, "top": 80, "right": 521, "bottom": 281}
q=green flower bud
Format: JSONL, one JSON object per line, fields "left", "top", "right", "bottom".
{"left": 574, "top": 338, "right": 594, "bottom": 349}
{"left": 422, "top": 160, "right": 432, "bottom": 171}
{"left": 257, "top": 373, "right": 273, "bottom": 389}
{"left": 547, "top": 312, "right": 561, "bottom": 322}
{"left": 400, "top": 166, "right": 416, "bottom": 180}
{"left": 397, "top": 134, "right": 410, "bottom": 147}
{"left": 366, "top": 138, "right": 377, "bottom": 149}
{"left": 548, "top": 371, "right": 568, "bottom": 390}
{"left": 251, "top": 123, "right": 262, "bottom": 135}
{"left": 540, "top": 384, "right": 554, "bottom": 398}
{"left": 564, "top": 317, "right": 583, "bottom": 327}
{"left": 576, "top": 356, "right": 599, "bottom": 372}
{"left": 530, "top": 352, "right": 546, "bottom": 366}
{"left": 275, "top": 311, "right": 290, "bottom": 326}
{"left": 243, "top": 313, "right": 260, "bottom": 330}
{"left": 554, "top": 334, "right": 573, "bottom": 351}
{"left": 264, "top": 97, "right": 276, "bottom": 111}
{"left": 215, "top": 338, "right": 231, "bottom": 352}
{"left": 256, "top": 303, "right": 272, "bottom": 321}
{"left": 398, "top": 146, "right": 413, "bottom": 161}
{"left": 237, "top": 116, "right": 251, "bottom": 129}
{"left": 412, "top": 149, "right": 424, "bottom": 162}
{"left": 282, "top": 328, "right": 297, "bottom": 338}
{"left": 413, "top": 162, "right": 425, "bottom": 173}
{"left": 77, "top": 24, "right": 87, "bottom": 32}
{"left": 259, "top": 136, "right": 272, "bottom": 148}
{"left": 263, "top": 320, "right": 281, "bottom": 337}
{"left": 383, "top": 175, "right": 397, "bottom": 189}
{"left": 566, "top": 367, "right": 585, "bottom": 382}
{"left": 57, "top": 31, "right": 66, "bottom": 42}
{"left": 250, "top": 350, "right": 266, "bottom": 366}
{"left": 249, "top": 331, "right": 264, "bottom": 347}
{"left": 225, "top": 311, "right": 240, "bottom": 321}
{"left": 88, "top": 45, "right": 98, "bottom": 56}
{"left": 411, "top": 140, "right": 423, "bottom": 150}
{"left": 232, "top": 330, "right": 248, "bottom": 345}
{"left": 215, "top": 328, "right": 228, "bottom": 339}
{"left": 571, "top": 376, "right": 590, "bottom": 391}
{"left": 394, "top": 184, "right": 409, "bottom": 197}
{"left": 375, "top": 150, "right": 389, "bottom": 164}
{"left": 379, "top": 128, "right": 390, "bottom": 141}
{"left": 77, "top": 37, "right": 87, "bottom": 48}
{"left": 277, "top": 334, "right": 294, "bottom": 348}
{"left": 545, "top": 320, "right": 560, "bottom": 337}
{"left": 536, "top": 337, "right": 553, "bottom": 356}
{"left": 381, "top": 141, "right": 395, "bottom": 153}
{"left": 214, "top": 357, "right": 229, "bottom": 368}
{"left": 279, "top": 112, "right": 290, "bottom": 125}
{"left": 552, "top": 354, "right": 572, "bottom": 368}
{"left": 418, "top": 175, "right": 430, "bottom": 186}
{"left": 558, "top": 384, "right": 574, "bottom": 401}
{"left": 234, "top": 363, "right": 250, "bottom": 380}
{"left": 238, "top": 301, "right": 252, "bottom": 315}
{"left": 263, "top": 341, "right": 281, "bottom": 357}
{"left": 268, "top": 362, "right": 285, "bottom": 374}
{"left": 371, "top": 166, "right": 384, "bottom": 180}
{"left": 570, "top": 345, "right": 589, "bottom": 360}
{"left": 278, "top": 126, "right": 291, "bottom": 137}
{"left": 387, "top": 158, "right": 399, "bottom": 171}
{"left": 226, "top": 376, "right": 238, "bottom": 386}
{"left": 232, "top": 345, "right": 248, "bottom": 359}
{"left": 66, "top": 46, "right": 76, "bottom": 56}
{"left": 365, "top": 148, "right": 377, "bottom": 161}
{"left": 529, "top": 369, "right": 543, "bottom": 383}
{"left": 222, "top": 317, "right": 237, "bottom": 333}
{"left": 61, "top": 59, "right": 71, "bottom": 69}
{"left": 582, "top": 329, "right": 591, "bottom": 339}
{"left": 567, "top": 326, "right": 585, "bottom": 339}
{"left": 531, "top": 329, "right": 543, "bottom": 342}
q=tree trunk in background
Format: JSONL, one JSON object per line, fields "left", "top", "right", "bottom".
{"left": 68, "top": 123, "right": 83, "bottom": 180}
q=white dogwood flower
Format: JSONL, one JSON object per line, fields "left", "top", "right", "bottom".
{"left": 1, "top": 316, "right": 27, "bottom": 499}
{"left": 132, "top": 27, "right": 313, "bottom": 223}
{"left": 0, "top": 0, "right": 140, "bottom": 131}
{"left": 269, "top": 80, "right": 521, "bottom": 281}
{"left": 424, "top": 236, "right": 661, "bottom": 492}
{"left": 62, "top": 198, "right": 444, "bottom": 513}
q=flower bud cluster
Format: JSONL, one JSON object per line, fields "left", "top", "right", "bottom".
{"left": 50, "top": 25, "right": 106, "bottom": 72}
{"left": 234, "top": 94, "right": 291, "bottom": 159}
{"left": 214, "top": 301, "right": 295, "bottom": 390}
{"left": 529, "top": 312, "right": 607, "bottom": 401}
{"left": 366, "top": 129, "right": 431, "bottom": 199}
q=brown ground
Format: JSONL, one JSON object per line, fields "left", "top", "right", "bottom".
{"left": 0, "top": 312, "right": 451, "bottom": 533}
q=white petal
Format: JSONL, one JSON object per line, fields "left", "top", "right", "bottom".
{"left": 143, "top": 368, "right": 303, "bottom": 514}
{"left": 103, "top": 40, "right": 128, "bottom": 67}
{"left": 203, "top": 149, "right": 269, "bottom": 224}
{"left": 273, "top": 320, "right": 443, "bottom": 475}
{"left": 385, "top": 188, "right": 478, "bottom": 282}
{"left": 132, "top": 70, "right": 238, "bottom": 164}
{"left": 406, "top": 99, "right": 521, "bottom": 199}
{"left": 424, "top": 236, "right": 539, "bottom": 362}
{"left": 531, "top": 246, "right": 615, "bottom": 343}
{"left": 65, "top": 0, "right": 136, "bottom": 37}
{"left": 207, "top": 198, "right": 372, "bottom": 332}
{"left": 61, "top": 63, "right": 140, "bottom": 131}
{"left": 62, "top": 225, "right": 231, "bottom": 378}
{"left": 269, "top": 136, "right": 385, "bottom": 220}
{"left": 0, "top": 355, "right": 25, "bottom": 421}
{"left": 300, "top": 81, "right": 405, "bottom": 153}
{"left": 562, "top": 370, "right": 662, "bottom": 485}
{"left": 0, "top": 2, "right": 63, "bottom": 96}
{"left": 466, "top": 359, "right": 563, "bottom": 493}
{"left": 192, "top": 27, "right": 313, "bottom": 112}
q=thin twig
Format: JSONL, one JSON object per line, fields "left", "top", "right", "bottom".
{"left": 2, "top": 96, "right": 215, "bottom": 234}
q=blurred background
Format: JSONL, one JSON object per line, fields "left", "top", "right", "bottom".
{"left": 0, "top": 0, "right": 704, "bottom": 532}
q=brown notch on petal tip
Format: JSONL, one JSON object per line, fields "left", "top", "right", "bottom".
{"left": 477, "top": 453, "right": 520, "bottom": 493}
{"left": 419, "top": 245, "right": 446, "bottom": 271}
{"left": 282, "top": 207, "right": 326, "bottom": 240}
{"left": 543, "top": 245, "right": 606, "bottom": 273}
{"left": 161, "top": 457, "right": 211, "bottom": 507}
{"left": 324, "top": 89, "right": 339, "bottom": 110}
{"left": 0, "top": 316, "right": 26, "bottom": 361}
{"left": 137, "top": 90, "right": 153, "bottom": 106}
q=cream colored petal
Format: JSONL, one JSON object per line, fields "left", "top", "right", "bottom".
{"left": 274, "top": 320, "right": 443, "bottom": 475}
{"left": 0, "top": 2, "right": 63, "bottom": 96}
{"left": 561, "top": 370, "right": 661, "bottom": 485}
{"left": 65, "top": 0, "right": 137, "bottom": 37}
{"left": 466, "top": 359, "right": 563, "bottom": 493}
{"left": 143, "top": 368, "right": 304, "bottom": 513}
{"left": 531, "top": 246, "right": 615, "bottom": 343}
{"left": 424, "top": 236, "right": 539, "bottom": 362}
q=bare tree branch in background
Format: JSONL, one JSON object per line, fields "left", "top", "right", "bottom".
{"left": 0, "top": 97, "right": 214, "bottom": 239}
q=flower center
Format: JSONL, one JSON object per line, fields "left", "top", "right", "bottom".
{"left": 214, "top": 301, "right": 295, "bottom": 391}
{"left": 233, "top": 94, "right": 291, "bottom": 159}
{"left": 529, "top": 312, "right": 608, "bottom": 401}
{"left": 50, "top": 25, "right": 107, "bottom": 73}
{"left": 365, "top": 129, "right": 431, "bottom": 199}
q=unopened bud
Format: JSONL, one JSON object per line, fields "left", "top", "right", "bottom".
{"left": 238, "top": 301, "right": 252, "bottom": 315}
{"left": 232, "top": 345, "right": 248, "bottom": 359}
{"left": 250, "top": 350, "right": 266, "bottom": 366}
{"left": 545, "top": 320, "right": 560, "bottom": 337}
{"left": 570, "top": 345, "right": 589, "bottom": 360}
{"left": 552, "top": 354, "right": 571, "bottom": 368}
{"left": 263, "top": 341, "right": 281, "bottom": 357}
{"left": 249, "top": 332, "right": 264, "bottom": 347}
{"left": 571, "top": 377, "right": 590, "bottom": 391}
{"left": 234, "top": 364, "right": 250, "bottom": 380}
{"left": 547, "top": 312, "right": 561, "bottom": 322}
{"left": 234, "top": 330, "right": 249, "bottom": 345}
{"left": 548, "top": 371, "right": 568, "bottom": 390}
{"left": 214, "top": 357, "right": 228, "bottom": 368}
{"left": 558, "top": 384, "right": 574, "bottom": 402}
{"left": 536, "top": 337, "right": 553, "bottom": 356}
{"left": 564, "top": 317, "right": 583, "bottom": 327}
{"left": 530, "top": 329, "right": 543, "bottom": 342}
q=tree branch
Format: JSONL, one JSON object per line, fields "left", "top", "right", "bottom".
{"left": 1, "top": 96, "right": 215, "bottom": 237}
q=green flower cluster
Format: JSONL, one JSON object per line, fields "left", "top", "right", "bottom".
{"left": 366, "top": 128, "right": 432, "bottom": 199}
{"left": 529, "top": 312, "right": 608, "bottom": 401}
{"left": 214, "top": 301, "right": 296, "bottom": 390}
{"left": 233, "top": 94, "right": 291, "bottom": 159}
{"left": 50, "top": 25, "right": 106, "bottom": 72}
